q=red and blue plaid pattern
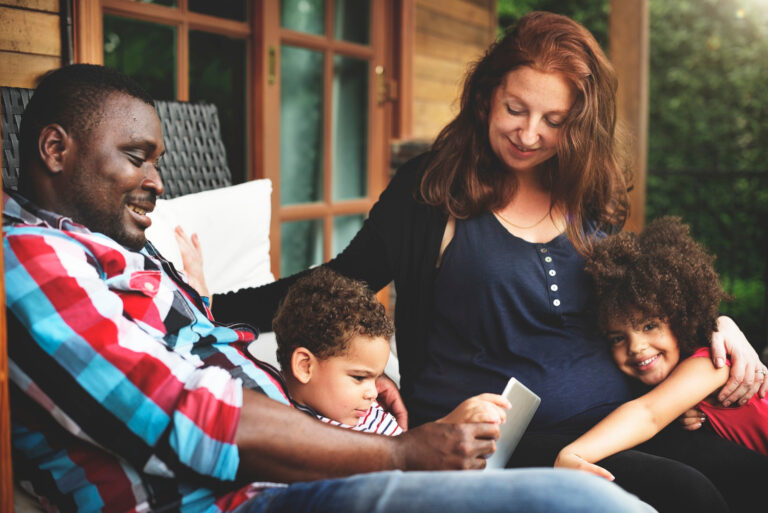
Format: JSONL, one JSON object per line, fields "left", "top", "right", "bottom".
{"left": 4, "top": 191, "right": 290, "bottom": 513}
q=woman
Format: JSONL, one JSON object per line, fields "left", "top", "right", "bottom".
{"left": 214, "top": 11, "right": 767, "bottom": 513}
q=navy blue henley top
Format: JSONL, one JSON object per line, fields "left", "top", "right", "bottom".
{"left": 407, "top": 212, "right": 634, "bottom": 433}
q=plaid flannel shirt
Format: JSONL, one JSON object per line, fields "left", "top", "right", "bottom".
{"left": 4, "top": 190, "right": 290, "bottom": 513}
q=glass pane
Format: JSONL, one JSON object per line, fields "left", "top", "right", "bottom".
{"left": 281, "top": 45, "right": 324, "bottom": 205}
{"left": 332, "top": 56, "right": 368, "bottom": 200}
{"left": 103, "top": 15, "right": 176, "bottom": 101}
{"left": 281, "top": 0, "right": 324, "bottom": 35}
{"left": 281, "top": 219, "right": 324, "bottom": 276}
{"left": 189, "top": 0, "right": 247, "bottom": 21}
{"left": 333, "top": 214, "right": 364, "bottom": 256}
{"left": 189, "top": 31, "right": 247, "bottom": 184}
{"left": 334, "top": 0, "right": 369, "bottom": 44}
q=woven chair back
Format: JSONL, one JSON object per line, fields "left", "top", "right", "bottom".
{"left": 1, "top": 87, "right": 233, "bottom": 198}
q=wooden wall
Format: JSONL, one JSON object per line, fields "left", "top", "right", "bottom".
{"left": 0, "top": 0, "right": 62, "bottom": 88}
{"left": 411, "top": 0, "right": 496, "bottom": 140}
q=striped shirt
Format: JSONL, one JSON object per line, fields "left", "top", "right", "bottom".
{"left": 296, "top": 401, "right": 403, "bottom": 436}
{"left": 4, "top": 191, "right": 291, "bottom": 513}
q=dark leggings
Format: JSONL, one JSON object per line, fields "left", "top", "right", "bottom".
{"left": 508, "top": 427, "right": 768, "bottom": 513}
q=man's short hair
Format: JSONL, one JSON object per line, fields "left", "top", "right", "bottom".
{"left": 19, "top": 64, "right": 155, "bottom": 173}
{"left": 272, "top": 267, "right": 394, "bottom": 373}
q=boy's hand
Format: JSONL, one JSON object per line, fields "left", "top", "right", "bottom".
{"left": 174, "top": 225, "right": 210, "bottom": 299}
{"left": 554, "top": 451, "right": 615, "bottom": 481}
{"left": 437, "top": 393, "right": 510, "bottom": 424}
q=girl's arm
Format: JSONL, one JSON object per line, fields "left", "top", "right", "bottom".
{"left": 555, "top": 356, "right": 729, "bottom": 479}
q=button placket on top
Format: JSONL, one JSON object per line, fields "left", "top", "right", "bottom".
{"left": 538, "top": 246, "right": 561, "bottom": 309}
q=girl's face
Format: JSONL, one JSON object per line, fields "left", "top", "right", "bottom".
{"left": 487, "top": 66, "right": 574, "bottom": 175}
{"left": 606, "top": 316, "right": 681, "bottom": 386}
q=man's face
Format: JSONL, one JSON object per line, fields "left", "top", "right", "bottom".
{"left": 64, "top": 93, "right": 165, "bottom": 250}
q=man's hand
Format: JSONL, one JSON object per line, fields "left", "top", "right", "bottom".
{"left": 394, "top": 421, "right": 501, "bottom": 470}
{"left": 437, "top": 393, "right": 510, "bottom": 424}
{"left": 711, "top": 316, "right": 768, "bottom": 406}
{"left": 554, "top": 452, "right": 615, "bottom": 481}
{"left": 376, "top": 374, "right": 408, "bottom": 431}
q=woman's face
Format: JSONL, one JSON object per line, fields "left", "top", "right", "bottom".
{"left": 488, "top": 66, "right": 574, "bottom": 174}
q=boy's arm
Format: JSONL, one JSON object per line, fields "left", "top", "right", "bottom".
{"left": 437, "top": 393, "right": 510, "bottom": 424}
{"left": 555, "top": 357, "right": 729, "bottom": 476}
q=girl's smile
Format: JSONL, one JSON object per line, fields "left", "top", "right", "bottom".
{"left": 607, "top": 317, "right": 681, "bottom": 386}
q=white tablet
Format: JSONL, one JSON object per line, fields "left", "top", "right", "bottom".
{"left": 484, "top": 377, "right": 540, "bottom": 470}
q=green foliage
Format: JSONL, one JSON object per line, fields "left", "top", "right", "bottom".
{"left": 496, "top": 0, "right": 608, "bottom": 48}
{"left": 649, "top": 0, "right": 768, "bottom": 171}
{"left": 645, "top": 172, "right": 767, "bottom": 348}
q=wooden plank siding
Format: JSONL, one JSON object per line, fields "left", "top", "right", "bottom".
{"left": 411, "top": 0, "right": 495, "bottom": 139}
{"left": 0, "top": 1, "right": 61, "bottom": 88}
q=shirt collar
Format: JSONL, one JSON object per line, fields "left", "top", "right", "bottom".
{"left": 3, "top": 189, "right": 91, "bottom": 234}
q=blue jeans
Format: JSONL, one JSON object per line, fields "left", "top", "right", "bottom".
{"left": 237, "top": 468, "right": 655, "bottom": 513}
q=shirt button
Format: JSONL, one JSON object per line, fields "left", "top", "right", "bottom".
{"left": 545, "top": 256, "right": 552, "bottom": 262}
{"left": 553, "top": 299, "right": 561, "bottom": 306}
{"left": 549, "top": 270, "right": 556, "bottom": 276}
{"left": 540, "top": 248, "right": 548, "bottom": 253}
{"left": 551, "top": 284, "right": 558, "bottom": 291}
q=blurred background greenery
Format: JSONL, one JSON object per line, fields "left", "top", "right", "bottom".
{"left": 499, "top": 0, "right": 768, "bottom": 352}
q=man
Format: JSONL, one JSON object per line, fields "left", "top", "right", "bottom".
{"left": 3, "top": 64, "right": 654, "bottom": 513}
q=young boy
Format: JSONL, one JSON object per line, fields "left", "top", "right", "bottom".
{"left": 272, "top": 267, "right": 510, "bottom": 435}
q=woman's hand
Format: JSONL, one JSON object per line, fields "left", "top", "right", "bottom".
{"left": 376, "top": 375, "right": 408, "bottom": 431}
{"left": 174, "top": 226, "right": 211, "bottom": 300}
{"left": 711, "top": 316, "right": 768, "bottom": 406}
{"left": 554, "top": 452, "right": 615, "bottom": 481}
{"left": 437, "top": 393, "right": 510, "bottom": 425}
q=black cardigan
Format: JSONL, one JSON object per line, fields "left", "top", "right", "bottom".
{"left": 213, "top": 153, "right": 447, "bottom": 398}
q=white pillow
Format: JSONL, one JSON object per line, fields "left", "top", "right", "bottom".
{"left": 146, "top": 179, "right": 274, "bottom": 294}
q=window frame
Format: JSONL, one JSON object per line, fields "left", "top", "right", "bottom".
{"left": 73, "top": 0, "right": 410, "bottom": 280}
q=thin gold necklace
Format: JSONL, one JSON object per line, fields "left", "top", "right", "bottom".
{"left": 494, "top": 208, "right": 551, "bottom": 230}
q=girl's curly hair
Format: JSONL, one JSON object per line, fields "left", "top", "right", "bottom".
{"left": 272, "top": 268, "right": 394, "bottom": 372}
{"left": 585, "top": 216, "right": 729, "bottom": 357}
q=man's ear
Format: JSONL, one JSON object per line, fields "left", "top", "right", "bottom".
{"left": 38, "top": 124, "right": 71, "bottom": 174}
{"left": 290, "top": 347, "right": 316, "bottom": 384}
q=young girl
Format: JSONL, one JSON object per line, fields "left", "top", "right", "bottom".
{"left": 555, "top": 216, "right": 768, "bottom": 480}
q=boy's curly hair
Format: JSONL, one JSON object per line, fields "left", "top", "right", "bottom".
{"left": 272, "top": 268, "right": 394, "bottom": 372}
{"left": 585, "top": 216, "right": 728, "bottom": 357}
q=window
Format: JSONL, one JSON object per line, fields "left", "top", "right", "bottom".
{"left": 268, "top": 0, "right": 388, "bottom": 277}
{"left": 76, "top": 0, "right": 396, "bottom": 279}
{"left": 80, "top": 0, "right": 250, "bottom": 183}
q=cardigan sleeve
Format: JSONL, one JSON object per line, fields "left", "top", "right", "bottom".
{"left": 212, "top": 153, "right": 433, "bottom": 331}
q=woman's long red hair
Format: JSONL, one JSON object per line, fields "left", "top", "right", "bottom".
{"left": 420, "top": 11, "right": 630, "bottom": 253}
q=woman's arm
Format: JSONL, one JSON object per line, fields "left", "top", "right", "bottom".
{"left": 555, "top": 356, "right": 729, "bottom": 478}
{"left": 711, "top": 315, "right": 768, "bottom": 406}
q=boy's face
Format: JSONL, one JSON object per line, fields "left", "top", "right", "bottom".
{"left": 301, "top": 335, "right": 391, "bottom": 426}
{"left": 606, "top": 316, "right": 680, "bottom": 386}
